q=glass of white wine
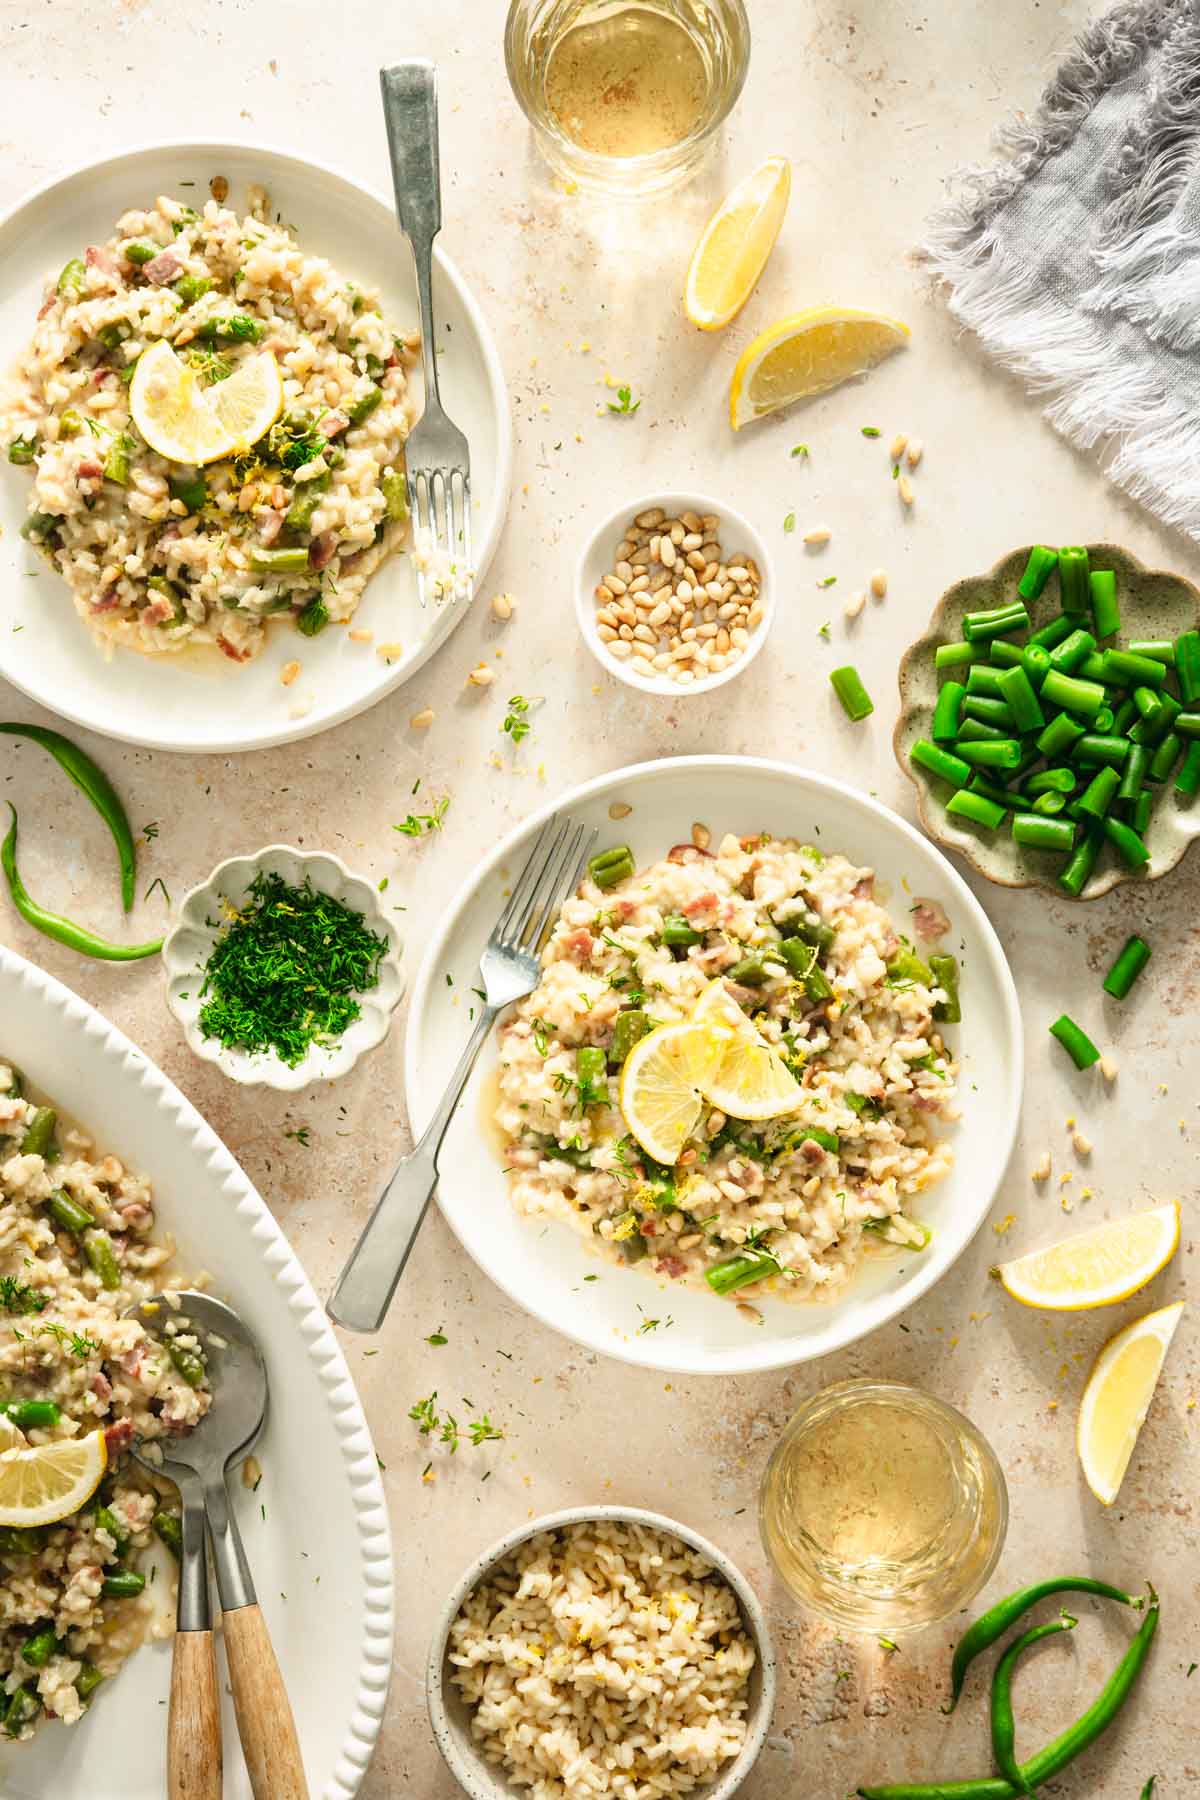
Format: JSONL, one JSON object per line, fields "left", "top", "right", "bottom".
{"left": 759, "top": 1379, "right": 1009, "bottom": 1635}
{"left": 505, "top": 0, "right": 750, "bottom": 196}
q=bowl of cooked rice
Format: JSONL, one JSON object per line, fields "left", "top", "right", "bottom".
{"left": 428, "top": 1505, "right": 776, "bottom": 1800}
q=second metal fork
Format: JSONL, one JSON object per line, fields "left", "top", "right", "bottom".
{"left": 379, "top": 61, "right": 472, "bottom": 607}
{"left": 327, "top": 814, "right": 596, "bottom": 1333}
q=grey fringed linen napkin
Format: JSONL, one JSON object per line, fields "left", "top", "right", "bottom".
{"left": 923, "top": 0, "right": 1200, "bottom": 540}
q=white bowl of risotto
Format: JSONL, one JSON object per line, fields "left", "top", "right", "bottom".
{"left": 405, "top": 756, "right": 1023, "bottom": 1375}
{"left": 575, "top": 492, "right": 775, "bottom": 697}
{"left": 429, "top": 1506, "right": 777, "bottom": 1800}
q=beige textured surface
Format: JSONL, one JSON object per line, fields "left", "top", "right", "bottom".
{"left": 0, "top": 2, "right": 1196, "bottom": 1795}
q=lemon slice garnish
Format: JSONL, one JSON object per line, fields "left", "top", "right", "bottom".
{"left": 619, "top": 1021, "right": 728, "bottom": 1166}
{"left": 690, "top": 979, "right": 803, "bottom": 1121}
{"left": 684, "top": 156, "right": 790, "bottom": 332}
{"left": 0, "top": 1429, "right": 107, "bottom": 1528}
{"left": 1077, "top": 1300, "right": 1183, "bottom": 1505}
{"left": 131, "top": 340, "right": 281, "bottom": 465}
{"left": 207, "top": 351, "right": 285, "bottom": 451}
{"left": 729, "top": 306, "right": 910, "bottom": 430}
{"left": 998, "top": 1202, "right": 1180, "bottom": 1311}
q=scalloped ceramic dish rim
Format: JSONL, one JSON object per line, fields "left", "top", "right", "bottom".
{"left": 895, "top": 542, "right": 1200, "bottom": 899}
{"left": 574, "top": 490, "right": 777, "bottom": 697}
{"left": 162, "top": 843, "right": 405, "bottom": 1090}
{"left": 0, "top": 943, "right": 393, "bottom": 1798}
{"left": 427, "top": 1504, "right": 777, "bottom": 1800}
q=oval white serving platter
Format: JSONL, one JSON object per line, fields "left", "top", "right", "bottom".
{"left": 405, "top": 756, "right": 1024, "bottom": 1377}
{"left": 0, "top": 945, "right": 393, "bottom": 1800}
{"left": 0, "top": 141, "right": 512, "bottom": 753}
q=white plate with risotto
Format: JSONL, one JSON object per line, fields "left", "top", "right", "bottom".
{"left": 406, "top": 757, "right": 1023, "bottom": 1375}
{"left": 0, "top": 141, "right": 510, "bottom": 753}
{"left": 0, "top": 945, "right": 392, "bottom": 1799}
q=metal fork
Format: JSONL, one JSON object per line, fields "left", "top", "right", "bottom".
{"left": 379, "top": 61, "right": 473, "bottom": 608}
{"left": 327, "top": 814, "right": 596, "bottom": 1333}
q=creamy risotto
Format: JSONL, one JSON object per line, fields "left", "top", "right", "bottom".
{"left": 494, "top": 833, "right": 958, "bottom": 1305}
{"left": 0, "top": 1066, "right": 208, "bottom": 1740}
{"left": 0, "top": 188, "right": 414, "bottom": 661}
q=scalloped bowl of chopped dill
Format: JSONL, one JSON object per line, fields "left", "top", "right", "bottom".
{"left": 162, "top": 846, "right": 404, "bottom": 1090}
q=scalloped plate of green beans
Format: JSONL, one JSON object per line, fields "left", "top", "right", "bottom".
{"left": 895, "top": 544, "right": 1200, "bottom": 899}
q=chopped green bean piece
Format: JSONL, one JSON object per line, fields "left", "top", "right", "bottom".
{"left": 1050, "top": 1012, "right": 1100, "bottom": 1069}
{"left": 1012, "top": 812, "right": 1075, "bottom": 852}
{"left": 829, "top": 665, "right": 873, "bottom": 721}
{"left": 1057, "top": 545, "right": 1090, "bottom": 614}
{"left": 1018, "top": 544, "right": 1058, "bottom": 599}
{"left": 1103, "top": 815, "right": 1150, "bottom": 869}
{"left": 931, "top": 681, "right": 965, "bottom": 744}
{"left": 1088, "top": 569, "right": 1120, "bottom": 637}
{"left": 946, "top": 789, "right": 1005, "bottom": 829}
{"left": 1103, "top": 935, "right": 1151, "bottom": 1001}
{"left": 909, "top": 739, "right": 970, "bottom": 788}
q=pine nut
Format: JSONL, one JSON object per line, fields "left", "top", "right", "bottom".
{"left": 845, "top": 590, "right": 866, "bottom": 619}
{"left": 701, "top": 514, "right": 719, "bottom": 530}
{"left": 630, "top": 654, "right": 656, "bottom": 677}
{"left": 280, "top": 660, "right": 301, "bottom": 686}
{"left": 736, "top": 1302, "right": 763, "bottom": 1325}
{"left": 409, "top": 707, "right": 435, "bottom": 728}
{"left": 686, "top": 549, "right": 706, "bottom": 571}
{"left": 801, "top": 528, "right": 830, "bottom": 547}
{"left": 635, "top": 507, "right": 664, "bottom": 528}
{"left": 898, "top": 474, "right": 915, "bottom": 507}
{"left": 628, "top": 573, "right": 650, "bottom": 594}
{"left": 597, "top": 624, "right": 617, "bottom": 642}
{"left": 670, "top": 522, "right": 685, "bottom": 545}
{"left": 466, "top": 662, "right": 495, "bottom": 686}
{"left": 609, "top": 639, "right": 632, "bottom": 658}
{"left": 681, "top": 532, "right": 703, "bottom": 550}
{"left": 681, "top": 510, "right": 703, "bottom": 531}
{"left": 615, "top": 560, "right": 634, "bottom": 581}
{"left": 491, "top": 591, "right": 514, "bottom": 620}
{"left": 869, "top": 569, "right": 888, "bottom": 599}
{"left": 615, "top": 539, "right": 636, "bottom": 561}
{"left": 907, "top": 437, "right": 924, "bottom": 467}
{"left": 606, "top": 574, "right": 628, "bottom": 596}
{"left": 889, "top": 433, "right": 908, "bottom": 460}
{"left": 595, "top": 583, "right": 613, "bottom": 603}
{"left": 660, "top": 538, "right": 677, "bottom": 569}
{"left": 691, "top": 822, "right": 710, "bottom": 849}
{"left": 609, "top": 801, "right": 632, "bottom": 818}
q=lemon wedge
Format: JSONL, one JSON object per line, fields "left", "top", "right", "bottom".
{"left": 1077, "top": 1300, "right": 1183, "bottom": 1505}
{"left": 998, "top": 1202, "right": 1180, "bottom": 1311}
{"left": 0, "top": 1429, "right": 107, "bottom": 1528}
{"left": 131, "top": 340, "right": 281, "bottom": 465}
{"left": 619, "top": 1021, "right": 727, "bottom": 1165}
{"left": 691, "top": 979, "right": 803, "bottom": 1120}
{"left": 729, "top": 306, "right": 910, "bottom": 430}
{"left": 206, "top": 351, "right": 285, "bottom": 451}
{"left": 684, "top": 155, "right": 791, "bottom": 331}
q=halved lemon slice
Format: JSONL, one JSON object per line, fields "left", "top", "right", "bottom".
{"left": 207, "top": 351, "right": 284, "bottom": 451}
{"left": 131, "top": 339, "right": 280, "bottom": 464}
{"left": 998, "top": 1202, "right": 1180, "bottom": 1311}
{"left": 1077, "top": 1300, "right": 1183, "bottom": 1505}
{"left": 0, "top": 1429, "right": 107, "bottom": 1527}
{"left": 691, "top": 979, "right": 804, "bottom": 1120}
{"left": 684, "top": 155, "right": 791, "bottom": 331}
{"left": 619, "top": 1021, "right": 727, "bottom": 1165}
{"left": 729, "top": 306, "right": 910, "bottom": 430}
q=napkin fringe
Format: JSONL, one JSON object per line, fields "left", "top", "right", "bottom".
{"left": 921, "top": 0, "right": 1200, "bottom": 540}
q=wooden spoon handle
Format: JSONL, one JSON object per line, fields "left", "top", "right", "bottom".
{"left": 168, "top": 1629, "right": 223, "bottom": 1800}
{"left": 222, "top": 1602, "right": 309, "bottom": 1800}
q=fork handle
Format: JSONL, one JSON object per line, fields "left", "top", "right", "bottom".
{"left": 327, "top": 1004, "right": 497, "bottom": 1332}
{"left": 380, "top": 61, "right": 442, "bottom": 408}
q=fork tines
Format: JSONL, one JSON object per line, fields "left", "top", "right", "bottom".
{"left": 497, "top": 815, "right": 596, "bottom": 952}
{"left": 408, "top": 466, "right": 472, "bottom": 609}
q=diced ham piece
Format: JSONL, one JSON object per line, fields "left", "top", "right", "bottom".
{"left": 144, "top": 593, "right": 177, "bottom": 625}
{"left": 86, "top": 246, "right": 116, "bottom": 273}
{"left": 37, "top": 294, "right": 55, "bottom": 320}
{"left": 682, "top": 891, "right": 719, "bottom": 924}
{"left": 801, "top": 1138, "right": 827, "bottom": 1164}
{"left": 257, "top": 509, "right": 283, "bottom": 546}
{"left": 911, "top": 897, "right": 951, "bottom": 941}
{"left": 103, "top": 1420, "right": 134, "bottom": 1455}
{"left": 913, "top": 1092, "right": 941, "bottom": 1112}
{"left": 561, "top": 928, "right": 594, "bottom": 964}
{"left": 90, "top": 587, "right": 122, "bottom": 613}
{"left": 852, "top": 875, "right": 875, "bottom": 900}
{"left": 318, "top": 410, "right": 349, "bottom": 440}
{"left": 91, "top": 1373, "right": 113, "bottom": 1402}
{"left": 308, "top": 531, "right": 337, "bottom": 571}
{"left": 216, "top": 635, "right": 252, "bottom": 663}
{"left": 696, "top": 943, "right": 738, "bottom": 974}
{"left": 654, "top": 1255, "right": 687, "bottom": 1279}
{"left": 142, "top": 250, "right": 182, "bottom": 286}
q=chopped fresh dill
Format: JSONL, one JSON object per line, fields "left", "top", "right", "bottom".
{"left": 0, "top": 1275, "right": 47, "bottom": 1316}
{"left": 196, "top": 870, "right": 387, "bottom": 1066}
{"left": 502, "top": 695, "right": 537, "bottom": 745}
{"left": 394, "top": 795, "right": 449, "bottom": 837}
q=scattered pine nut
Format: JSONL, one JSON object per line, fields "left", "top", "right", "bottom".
{"left": 409, "top": 708, "right": 435, "bottom": 729}
{"left": 241, "top": 1453, "right": 262, "bottom": 1490}
{"left": 348, "top": 627, "right": 373, "bottom": 643}
{"left": 287, "top": 698, "right": 312, "bottom": 719}
{"left": 210, "top": 175, "right": 230, "bottom": 203}
{"left": 1031, "top": 1152, "right": 1052, "bottom": 1182}
{"left": 869, "top": 569, "right": 888, "bottom": 599}
{"left": 1072, "top": 1131, "right": 1093, "bottom": 1156}
{"left": 889, "top": 433, "right": 908, "bottom": 460}
{"left": 491, "top": 591, "right": 515, "bottom": 621}
{"left": 1099, "top": 1055, "right": 1118, "bottom": 1082}
{"left": 907, "top": 437, "right": 924, "bottom": 468}
{"left": 803, "top": 525, "right": 832, "bottom": 546}
{"left": 467, "top": 663, "right": 496, "bottom": 687}
{"left": 376, "top": 641, "right": 404, "bottom": 662}
{"left": 897, "top": 475, "right": 915, "bottom": 507}
{"left": 608, "top": 801, "right": 632, "bottom": 820}
{"left": 691, "top": 821, "right": 711, "bottom": 850}
{"left": 844, "top": 591, "right": 866, "bottom": 620}
{"left": 736, "top": 1302, "right": 763, "bottom": 1326}
{"left": 279, "top": 660, "right": 301, "bottom": 687}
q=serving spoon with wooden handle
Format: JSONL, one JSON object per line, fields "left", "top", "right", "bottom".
{"left": 129, "top": 1291, "right": 308, "bottom": 1800}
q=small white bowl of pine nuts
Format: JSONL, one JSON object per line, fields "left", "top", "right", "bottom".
{"left": 576, "top": 492, "right": 775, "bottom": 696}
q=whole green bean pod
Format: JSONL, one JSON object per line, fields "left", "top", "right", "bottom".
{"left": 945, "top": 1576, "right": 1141, "bottom": 1710}
{"left": 83, "top": 1229, "right": 121, "bottom": 1291}
{"left": 858, "top": 1590, "right": 1158, "bottom": 1800}
{"left": 2, "top": 806, "right": 162, "bottom": 961}
{"left": 990, "top": 1612, "right": 1077, "bottom": 1794}
{"left": 46, "top": 1188, "right": 95, "bottom": 1235}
